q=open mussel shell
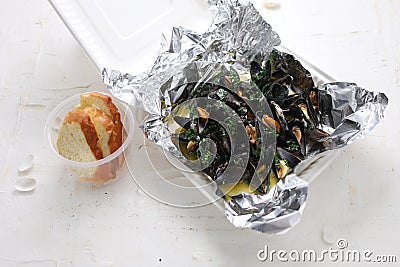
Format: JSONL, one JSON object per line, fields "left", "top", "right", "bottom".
{"left": 288, "top": 120, "right": 306, "bottom": 156}
{"left": 284, "top": 93, "right": 306, "bottom": 108}
{"left": 217, "top": 134, "right": 231, "bottom": 157}
{"left": 269, "top": 83, "right": 289, "bottom": 105}
{"left": 270, "top": 69, "right": 287, "bottom": 82}
{"left": 283, "top": 95, "right": 317, "bottom": 129}
{"left": 276, "top": 147, "right": 302, "bottom": 168}
{"left": 275, "top": 75, "right": 293, "bottom": 87}
{"left": 170, "top": 134, "right": 199, "bottom": 160}
{"left": 284, "top": 105, "right": 304, "bottom": 122}
{"left": 305, "top": 128, "right": 331, "bottom": 155}
{"left": 197, "top": 116, "right": 208, "bottom": 133}
{"left": 250, "top": 60, "right": 271, "bottom": 94}
{"left": 269, "top": 49, "right": 315, "bottom": 93}
{"left": 250, "top": 61, "right": 263, "bottom": 75}
{"left": 275, "top": 123, "right": 305, "bottom": 159}
{"left": 306, "top": 128, "right": 330, "bottom": 142}
{"left": 270, "top": 101, "right": 289, "bottom": 133}
{"left": 308, "top": 88, "right": 319, "bottom": 113}
{"left": 225, "top": 92, "right": 246, "bottom": 109}
{"left": 212, "top": 136, "right": 231, "bottom": 164}
{"left": 173, "top": 116, "right": 192, "bottom": 130}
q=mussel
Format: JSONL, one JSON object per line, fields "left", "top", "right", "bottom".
{"left": 166, "top": 48, "right": 329, "bottom": 197}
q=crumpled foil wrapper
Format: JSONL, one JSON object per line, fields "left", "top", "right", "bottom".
{"left": 318, "top": 82, "right": 388, "bottom": 145}
{"left": 102, "top": 0, "right": 388, "bottom": 234}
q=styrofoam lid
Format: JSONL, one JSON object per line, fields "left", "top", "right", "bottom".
{"left": 49, "top": 0, "right": 211, "bottom": 74}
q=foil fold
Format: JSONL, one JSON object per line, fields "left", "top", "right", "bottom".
{"left": 225, "top": 174, "right": 308, "bottom": 234}
{"left": 102, "top": 0, "right": 388, "bottom": 234}
{"left": 318, "top": 82, "right": 388, "bottom": 145}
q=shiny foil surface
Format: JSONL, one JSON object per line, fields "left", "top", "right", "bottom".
{"left": 102, "top": 0, "right": 388, "bottom": 233}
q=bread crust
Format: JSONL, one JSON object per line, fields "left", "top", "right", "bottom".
{"left": 83, "top": 106, "right": 115, "bottom": 156}
{"left": 64, "top": 109, "right": 104, "bottom": 160}
{"left": 80, "top": 92, "right": 123, "bottom": 153}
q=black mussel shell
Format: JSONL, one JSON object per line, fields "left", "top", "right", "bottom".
{"left": 270, "top": 101, "right": 289, "bottom": 133}
{"left": 275, "top": 75, "right": 293, "bottom": 87}
{"left": 288, "top": 120, "right": 306, "bottom": 156}
{"left": 277, "top": 129, "right": 304, "bottom": 158}
{"left": 174, "top": 116, "right": 192, "bottom": 130}
{"left": 251, "top": 60, "right": 271, "bottom": 94}
{"left": 225, "top": 92, "right": 246, "bottom": 109}
{"left": 269, "top": 83, "right": 289, "bottom": 105}
{"left": 305, "top": 128, "right": 331, "bottom": 155}
{"left": 306, "top": 128, "right": 329, "bottom": 142}
{"left": 276, "top": 147, "right": 302, "bottom": 168}
{"left": 269, "top": 49, "right": 315, "bottom": 93}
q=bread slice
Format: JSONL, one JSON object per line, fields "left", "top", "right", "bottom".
{"left": 80, "top": 92, "right": 123, "bottom": 153}
{"left": 56, "top": 109, "right": 103, "bottom": 162}
{"left": 56, "top": 92, "right": 123, "bottom": 182}
{"left": 80, "top": 106, "right": 114, "bottom": 157}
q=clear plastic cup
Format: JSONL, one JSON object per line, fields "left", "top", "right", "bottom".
{"left": 45, "top": 92, "right": 134, "bottom": 184}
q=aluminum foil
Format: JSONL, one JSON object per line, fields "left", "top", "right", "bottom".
{"left": 318, "top": 82, "right": 388, "bottom": 145}
{"left": 225, "top": 174, "right": 308, "bottom": 234}
{"left": 102, "top": 0, "right": 388, "bottom": 234}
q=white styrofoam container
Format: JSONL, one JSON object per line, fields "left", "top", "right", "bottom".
{"left": 49, "top": 0, "right": 340, "bottom": 207}
{"left": 49, "top": 0, "right": 212, "bottom": 74}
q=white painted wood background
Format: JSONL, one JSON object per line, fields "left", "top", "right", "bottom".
{"left": 0, "top": 0, "right": 399, "bottom": 266}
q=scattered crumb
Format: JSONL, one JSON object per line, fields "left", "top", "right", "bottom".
{"left": 263, "top": 2, "right": 281, "bottom": 10}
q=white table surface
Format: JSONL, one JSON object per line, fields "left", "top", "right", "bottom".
{"left": 1, "top": 0, "right": 399, "bottom": 266}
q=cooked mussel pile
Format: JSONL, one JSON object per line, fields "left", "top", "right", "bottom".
{"left": 166, "top": 49, "right": 330, "bottom": 196}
